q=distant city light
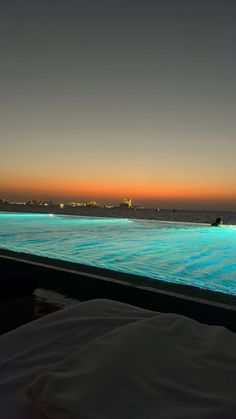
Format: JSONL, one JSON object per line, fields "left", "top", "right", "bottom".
{"left": 0, "top": 197, "right": 142, "bottom": 211}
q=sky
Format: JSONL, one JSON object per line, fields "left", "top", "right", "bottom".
{"left": 0, "top": 0, "right": 236, "bottom": 210}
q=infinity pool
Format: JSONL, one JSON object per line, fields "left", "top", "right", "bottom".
{"left": 0, "top": 212, "right": 236, "bottom": 295}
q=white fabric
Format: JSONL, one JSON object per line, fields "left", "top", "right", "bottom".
{"left": 0, "top": 299, "right": 236, "bottom": 419}
{"left": 26, "top": 313, "right": 236, "bottom": 419}
{"left": 0, "top": 299, "right": 155, "bottom": 419}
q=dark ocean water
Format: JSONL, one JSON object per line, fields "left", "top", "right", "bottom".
{"left": 0, "top": 204, "right": 235, "bottom": 225}
{"left": 155, "top": 209, "right": 236, "bottom": 225}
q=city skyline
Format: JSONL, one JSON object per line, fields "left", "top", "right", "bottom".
{"left": 1, "top": 0, "right": 236, "bottom": 211}
{"left": 1, "top": 194, "right": 235, "bottom": 212}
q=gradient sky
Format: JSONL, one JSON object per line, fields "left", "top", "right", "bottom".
{"left": 0, "top": 0, "right": 236, "bottom": 210}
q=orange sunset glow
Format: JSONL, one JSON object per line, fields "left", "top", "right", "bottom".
{"left": 1, "top": 0, "right": 236, "bottom": 211}
{"left": 1, "top": 169, "right": 236, "bottom": 210}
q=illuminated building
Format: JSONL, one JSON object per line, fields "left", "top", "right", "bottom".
{"left": 120, "top": 198, "right": 132, "bottom": 208}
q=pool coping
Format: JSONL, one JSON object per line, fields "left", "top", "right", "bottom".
{"left": 1, "top": 248, "right": 236, "bottom": 332}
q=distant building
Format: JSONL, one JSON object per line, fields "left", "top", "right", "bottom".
{"left": 9, "top": 200, "right": 26, "bottom": 205}
{"left": 120, "top": 198, "right": 132, "bottom": 208}
{"left": 42, "top": 201, "right": 53, "bottom": 206}
{"left": 26, "top": 200, "right": 42, "bottom": 205}
{"left": 64, "top": 202, "right": 78, "bottom": 207}
{"left": 25, "top": 200, "right": 54, "bottom": 206}
{"left": 86, "top": 201, "right": 100, "bottom": 207}
{"left": 0, "top": 198, "right": 9, "bottom": 205}
{"left": 63, "top": 201, "right": 100, "bottom": 208}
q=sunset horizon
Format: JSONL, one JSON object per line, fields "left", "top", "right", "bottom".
{"left": 1, "top": 0, "right": 236, "bottom": 212}
{"left": 1, "top": 170, "right": 236, "bottom": 211}
{"left": 1, "top": 190, "right": 236, "bottom": 212}
{"left": 1, "top": 172, "right": 236, "bottom": 211}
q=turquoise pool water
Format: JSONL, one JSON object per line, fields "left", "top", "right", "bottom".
{"left": 0, "top": 212, "right": 236, "bottom": 295}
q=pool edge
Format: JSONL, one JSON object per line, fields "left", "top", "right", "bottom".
{"left": 1, "top": 248, "right": 236, "bottom": 332}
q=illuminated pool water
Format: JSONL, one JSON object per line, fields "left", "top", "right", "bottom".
{"left": 0, "top": 212, "right": 236, "bottom": 295}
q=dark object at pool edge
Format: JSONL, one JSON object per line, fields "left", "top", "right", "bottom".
{"left": 211, "top": 217, "right": 223, "bottom": 227}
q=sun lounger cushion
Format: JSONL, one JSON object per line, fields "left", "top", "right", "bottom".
{"left": 26, "top": 306, "right": 236, "bottom": 419}
{"left": 0, "top": 299, "right": 236, "bottom": 419}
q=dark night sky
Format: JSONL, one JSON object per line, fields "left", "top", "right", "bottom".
{"left": 1, "top": 0, "right": 236, "bottom": 209}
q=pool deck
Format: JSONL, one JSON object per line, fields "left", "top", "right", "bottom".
{"left": 1, "top": 248, "right": 236, "bottom": 332}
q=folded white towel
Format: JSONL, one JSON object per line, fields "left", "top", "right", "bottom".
{"left": 26, "top": 313, "right": 236, "bottom": 419}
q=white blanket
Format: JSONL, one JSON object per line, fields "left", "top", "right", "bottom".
{"left": 0, "top": 299, "right": 156, "bottom": 419}
{"left": 0, "top": 299, "right": 236, "bottom": 419}
{"left": 26, "top": 309, "right": 236, "bottom": 419}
